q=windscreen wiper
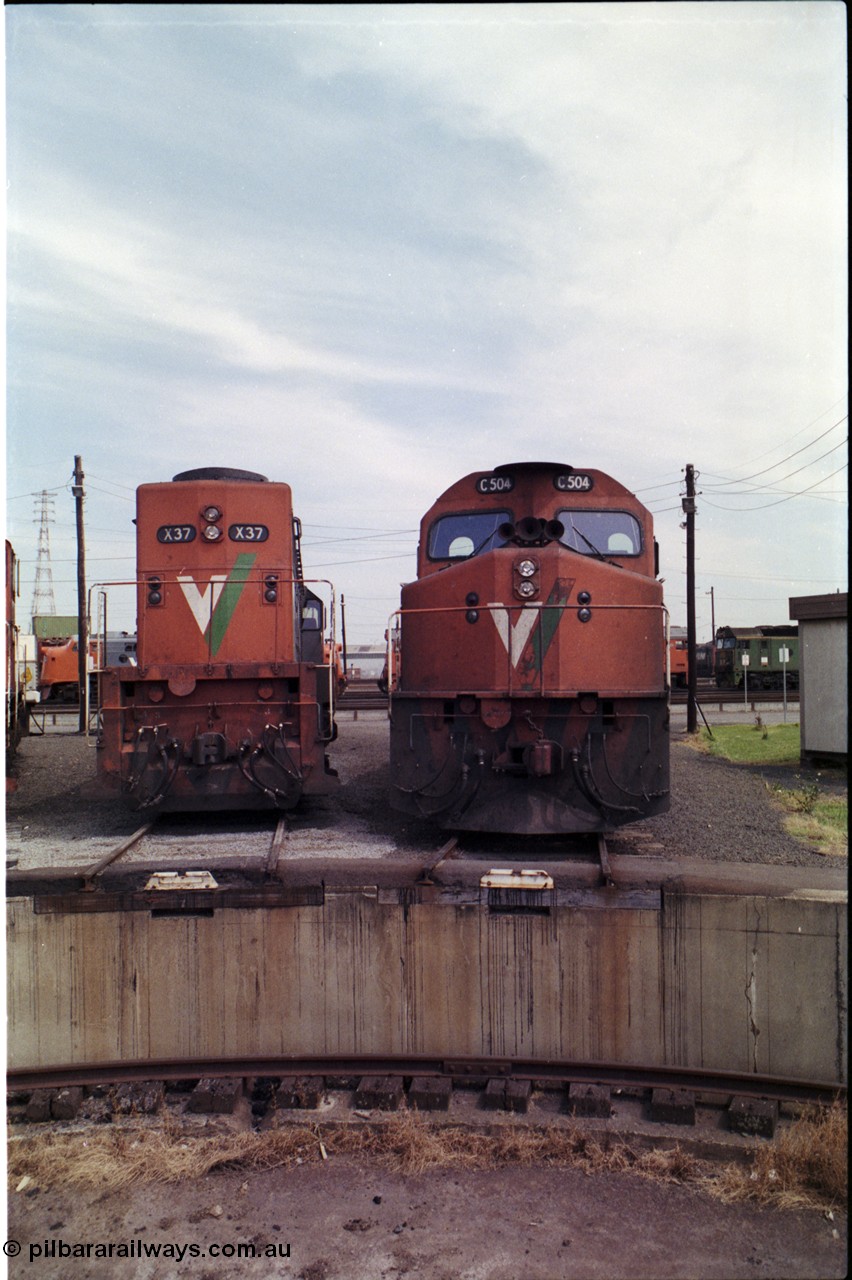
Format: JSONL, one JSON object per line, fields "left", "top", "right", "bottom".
{"left": 573, "top": 527, "right": 621, "bottom": 567}
{"left": 464, "top": 526, "right": 503, "bottom": 559}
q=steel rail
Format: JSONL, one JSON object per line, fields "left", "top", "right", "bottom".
{"left": 81, "top": 822, "right": 155, "bottom": 890}
{"left": 7, "top": 1055, "right": 844, "bottom": 1107}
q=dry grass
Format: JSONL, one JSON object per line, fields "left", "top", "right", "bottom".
{"left": 780, "top": 802, "right": 848, "bottom": 857}
{"left": 703, "top": 1103, "right": 847, "bottom": 1212}
{"left": 331, "top": 1116, "right": 702, "bottom": 1183}
{"left": 8, "top": 1104, "right": 846, "bottom": 1214}
{"left": 8, "top": 1111, "right": 700, "bottom": 1192}
{"left": 8, "top": 1124, "right": 316, "bottom": 1192}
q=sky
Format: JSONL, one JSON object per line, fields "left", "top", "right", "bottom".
{"left": 3, "top": 1, "right": 848, "bottom": 648}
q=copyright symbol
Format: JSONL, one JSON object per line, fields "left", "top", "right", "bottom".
{"left": 3, "top": 1241, "right": 22, "bottom": 1257}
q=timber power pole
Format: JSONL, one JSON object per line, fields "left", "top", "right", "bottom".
{"left": 683, "top": 463, "right": 697, "bottom": 734}
{"left": 73, "top": 456, "right": 88, "bottom": 734}
{"left": 340, "top": 594, "right": 348, "bottom": 676}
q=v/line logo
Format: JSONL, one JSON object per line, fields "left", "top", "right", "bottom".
{"left": 488, "top": 605, "right": 539, "bottom": 666}
{"left": 487, "top": 578, "right": 575, "bottom": 674}
{"left": 175, "top": 552, "right": 256, "bottom": 656}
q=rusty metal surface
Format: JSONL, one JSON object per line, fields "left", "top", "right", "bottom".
{"left": 30, "top": 884, "right": 324, "bottom": 914}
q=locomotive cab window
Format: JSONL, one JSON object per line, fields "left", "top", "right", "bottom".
{"left": 300, "top": 589, "right": 325, "bottom": 665}
{"left": 301, "top": 596, "right": 324, "bottom": 630}
{"left": 428, "top": 511, "right": 511, "bottom": 561}
{"left": 558, "top": 510, "right": 643, "bottom": 557}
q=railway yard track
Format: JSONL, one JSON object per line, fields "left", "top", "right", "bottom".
{"left": 6, "top": 720, "right": 846, "bottom": 1174}
{"left": 8, "top": 1055, "right": 845, "bottom": 1190}
{"left": 9, "top": 1054, "right": 844, "bottom": 1113}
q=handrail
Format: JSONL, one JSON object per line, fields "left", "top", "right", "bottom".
{"left": 86, "top": 575, "right": 337, "bottom": 741}
{"left": 387, "top": 601, "right": 668, "bottom": 700}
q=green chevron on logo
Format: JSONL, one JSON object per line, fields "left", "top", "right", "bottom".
{"left": 206, "top": 553, "right": 256, "bottom": 656}
{"left": 517, "top": 577, "right": 574, "bottom": 687}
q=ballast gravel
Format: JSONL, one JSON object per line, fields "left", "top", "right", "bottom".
{"left": 5, "top": 714, "right": 846, "bottom": 871}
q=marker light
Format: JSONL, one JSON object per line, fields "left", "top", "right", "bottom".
{"left": 517, "top": 559, "right": 536, "bottom": 578}
{"left": 202, "top": 524, "right": 223, "bottom": 542}
{"left": 201, "top": 505, "right": 222, "bottom": 522}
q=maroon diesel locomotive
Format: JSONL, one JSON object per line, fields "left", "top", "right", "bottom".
{"left": 387, "top": 461, "right": 671, "bottom": 834}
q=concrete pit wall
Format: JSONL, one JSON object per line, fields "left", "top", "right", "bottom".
{"left": 6, "top": 888, "right": 847, "bottom": 1085}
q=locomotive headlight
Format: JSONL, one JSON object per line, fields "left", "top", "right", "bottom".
{"left": 577, "top": 607, "right": 592, "bottom": 623}
{"left": 147, "top": 576, "right": 163, "bottom": 606}
{"left": 202, "top": 523, "right": 223, "bottom": 542}
{"left": 577, "top": 590, "right": 592, "bottom": 606}
{"left": 264, "top": 573, "right": 279, "bottom": 603}
{"left": 201, "top": 505, "right": 222, "bottom": 522}
{"left": 513, "top": 555, "right": 539, "bottom": 599}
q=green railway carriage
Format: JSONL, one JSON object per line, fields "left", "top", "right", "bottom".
{"left": 714, "top": 625, "right": 799, "bottom": 690}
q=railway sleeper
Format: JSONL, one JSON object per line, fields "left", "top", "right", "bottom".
{"left": 7, "top": 1075, "right": 830, "bottom": 1135}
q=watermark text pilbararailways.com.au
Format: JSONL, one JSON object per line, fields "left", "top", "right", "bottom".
{"left": 5, "top": 1237, "right": 291, "bottom": 1263}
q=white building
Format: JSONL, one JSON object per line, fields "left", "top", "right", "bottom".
{"left": 788, "top": 592, "right": 847, "bottom": 764}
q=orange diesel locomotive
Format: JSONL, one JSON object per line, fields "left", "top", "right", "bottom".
{"left": 97, "top": 467, "right": 338, "bottom": 811}
{"left": 387, "top": 462, "right": 670, "bottom": 834}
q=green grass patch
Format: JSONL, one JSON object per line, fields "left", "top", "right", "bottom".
{"left": 774, "top": 794, "right": 848, "bottom": 857}
{"left": 688, "top": 721, "right": 846, "bottom": 856}
{"left": 695, "top": 722, "right": 801, "bottom": 765}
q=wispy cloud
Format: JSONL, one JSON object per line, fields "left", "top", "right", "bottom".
{"left": 5, "top": 3, "right": 846, "bottom": 640}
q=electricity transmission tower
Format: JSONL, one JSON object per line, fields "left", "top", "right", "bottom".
{"left": 31, "top": 490, "right": 57, "bottom": 621}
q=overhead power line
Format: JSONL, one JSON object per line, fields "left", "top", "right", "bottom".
{"left": 306, "top": 551, "right": 414, "bottom": 569}
{"left": 701, "top": 417, "right": 847, "bottom": 489}
{"left": 702, "top": 462, "right": 847, "bottom": 511}
{"left": 711, "top": 395, "right": 848, "bottom": 472}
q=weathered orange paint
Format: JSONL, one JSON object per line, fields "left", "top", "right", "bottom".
{"left": 389, "top": 462, "right": 670, "bottom": 833}
{"left": 97, "top": 469, "right": 337, "bottom": 812}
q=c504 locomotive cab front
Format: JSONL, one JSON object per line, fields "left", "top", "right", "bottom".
{"left": 387, "top": 461, "right": 670, "bottom": 835}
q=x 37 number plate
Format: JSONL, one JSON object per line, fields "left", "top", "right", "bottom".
{"left": 229, "top": 524, "right": 269, "bottom": 542}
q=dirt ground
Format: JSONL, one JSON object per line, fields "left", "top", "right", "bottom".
{"left": 5, "top": 1151, "right": 848, "bottom": 1280}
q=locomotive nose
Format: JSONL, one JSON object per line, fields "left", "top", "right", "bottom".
{"left": 498, "top": 517, "right": 565, "bottom": 546}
